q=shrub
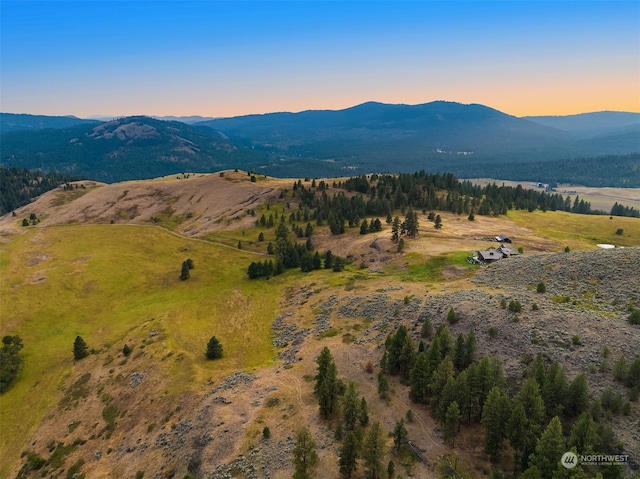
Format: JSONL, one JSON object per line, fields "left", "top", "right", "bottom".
{"left": 629, "top": 309, "right": 640, "bottom": 325}
{"left": 447, "top": 308, "right": 458, "bottom": 324}
{"left": 572, "top": 335, "right": 581, "bottom": 345}
{"left": 564, "top": 246, "right": 571, "bottom": 252}
{"left": 500, "top": 299, "right": 507, "bottom": 309}
{"left": 263, "top": 426, "right": 271, "bottom": 439}
{"left": 123, "top": 344, "right": 132, "bottom": 356}
{"left": 365, "top": 360, "right": 374, "bottom": 374}
{"left": 615, "top": 228, "right": 624, "bottom": 235}
{"left": 536, "top": 281, "right": 546, "bottom": 294}
{"left": 508, "top": 300, "right": 522, "bottom": 313}
{"left": 488, "top": 326, "right": 496, "bottom": 338}
{"left": 532, "top": 303, "right": 539, "bottom": 311}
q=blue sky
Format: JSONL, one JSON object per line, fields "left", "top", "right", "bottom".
{"left": 1, "top": 1, "right": 639, "bottom": 118}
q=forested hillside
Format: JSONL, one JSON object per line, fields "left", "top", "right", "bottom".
{"left": 0, "top": 167, "right": 82, "bottom": 215}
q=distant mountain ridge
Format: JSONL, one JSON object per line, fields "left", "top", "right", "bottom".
{"left": 0, "top": 116, "right": 262, "bottom": 183}
{"left": 0, "top": 113, "right": 100, "bottom": 133}
{"left": 1, "top": 102, "right": 638, "bottom": 185}
{"left": 524, "top": 111, "right": 640, "bottom": 136}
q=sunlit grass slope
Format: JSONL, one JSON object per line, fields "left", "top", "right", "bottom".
{"left": 0, "top": 224, "right": 282, "bottom": 474}
{"left": 508, "top": 210, "right": 640, "bottom": 249}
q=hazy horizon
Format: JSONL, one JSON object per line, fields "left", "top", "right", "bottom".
{"left": 2, "top": 1, "right": 639, "bottom": 119}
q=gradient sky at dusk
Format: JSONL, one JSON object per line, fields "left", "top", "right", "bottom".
{"left": 1, "top": 1, "right": 639, "bottom": 118}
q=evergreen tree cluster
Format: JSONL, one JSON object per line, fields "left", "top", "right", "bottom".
{"left": 247, "top": 218, "right": 346, "bottom": 278}
{"left": 0, "top": 335, "right": 24, "bottom": 393}
{"left": 610, "top": 202, "right": 640, "bottom": 218}
{"left": 378, "top": 320, "right": 630, "bottom": 477}
{"left": 290, "top": 171, "right": 612, "bottom": 226}
{"left": 180, "top": 258, "right": 194, "bottom": 281}
{"left": 312, "top": 347, "right": 389, "bottom": 479}
{"left": 0, "top": 166, "right": 82, "bottom": 215}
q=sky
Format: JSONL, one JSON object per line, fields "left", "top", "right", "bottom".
{"left": 1, "top": 1, "right": 639, "bottom": 118}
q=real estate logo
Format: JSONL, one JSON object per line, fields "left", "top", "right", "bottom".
{"left": 561, "top": 451, "right": 630, "bottom": 469}
{"left": 561, "top": 452, "right": 578, "bottom": 469}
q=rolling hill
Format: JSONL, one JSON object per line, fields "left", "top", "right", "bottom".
{"left": 1, "top": 103, "right": 639, "bottom": 185}
{"left": 0, "top": 116, "right": 264, "bottom": 183}
{"left": 0, "top": 171, "right": 639, "bottom": 479}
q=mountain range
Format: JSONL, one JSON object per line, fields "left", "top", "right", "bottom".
{"left": 1, "top": 102, "right": 638, "bottom": 184}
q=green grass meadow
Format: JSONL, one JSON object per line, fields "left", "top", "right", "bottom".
{"left": 508, "top": 210, "right": 640, "bottom": 249}
{"left": 0, "top": 224, "right": 283, "bottom": 475}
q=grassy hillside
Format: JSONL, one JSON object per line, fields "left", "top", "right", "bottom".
{"left": 0, "top": 224, "right": 283, "bottom": 477}
{"left": 508, "top": 209, "right": 640, "bottom": 249}
{"left": 1, "top": 173, "right": 638, "bottom": 479}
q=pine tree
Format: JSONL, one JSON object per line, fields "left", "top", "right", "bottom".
{"left": 515, "top": 377, "right": 546, "bottom": 467}
{"left": 363, "top": 421, "right": 386, "bottom": 479}
{"left": 393, "top": 418, "right": 407, "bottom": 451}
{"left": 409, "top": 352, "right": 430, "bottom": 404}
{"left": 292, "top": 427, "right": 319, "bottom": 479}
{"left": 453, "top": 333, "right": 466, "bottom": 371}
{"left": 314, "top": 347, "right": 333, "bottom": 395}
{"left": 566, "top": 373, "right": 589, "bottom": 417}
{"left": 481, "top": 386, "right": 511, "bottom": 460}
{"left": 506, "top": 401, "right": 528, "bottom": 475}
{"left": 359, "top": 397, "right": 369, "bottom": 426}
{"left": 429, "top": 357, "right": 455, "bottom": 409}
{"left": 180, "top": 260, "right": 190, "bottom": 280}
{"left": 343, "top": 382, "right": 359, "bottom": 431}
{"left": 420, "top": 316, "right": 433, "bottom": 339}
{"left": 391, "top": 216, "right": 400, "bottom": 242}
{"left": 443, "top": 401, "right": 462, "bottom": 447}
{"left": 529, "top": 416, "right": 566, "bottom": 479}
{"left": 378, "top": 371, "right": 389, "bottom": 399}
{"left": 339, "top": 430, "right": 359, "bottom": 478}
{"left": 454, "top": 370, "right": 472, "bottom": 424}
{"left": 568, "top": 412, "right": 598, "bottom": 455}
{"left": 318, "top": 362, "right": 340, "bottom": 419}
{"left": 464, "top": 328, "right": 477, "bottom": 367}
{"left": 434, "top": 214, "right": 442, "bottom": 229}
{"left": 206, "top": 336, "right": 223, "bottom": 359}
{"left": 73, "top": 335, "right": 88, "bottom": 360}
{"left": 543, "top": 360, "right": 568, "bottom": 417}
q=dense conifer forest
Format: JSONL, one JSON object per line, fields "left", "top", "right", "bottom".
{"left": 0, "top": 167, "right": 82, "bottom": 215}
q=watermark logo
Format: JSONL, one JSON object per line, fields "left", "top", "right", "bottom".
{"left": 561, "top": 451, "right": 630, "bottom": 468}
{"left": 561, "top": 452, "right": 578, "bottom": 469}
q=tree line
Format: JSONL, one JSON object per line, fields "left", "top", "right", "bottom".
{"left": 287, "top": 171, "right": 612, "bottom": 228}
{"left": 0, "top": 166, "right": 82, "bottom": 215}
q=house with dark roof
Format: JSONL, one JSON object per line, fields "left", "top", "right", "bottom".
{"left": 476, "top": 250, "right": 505, "bottom": 263}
